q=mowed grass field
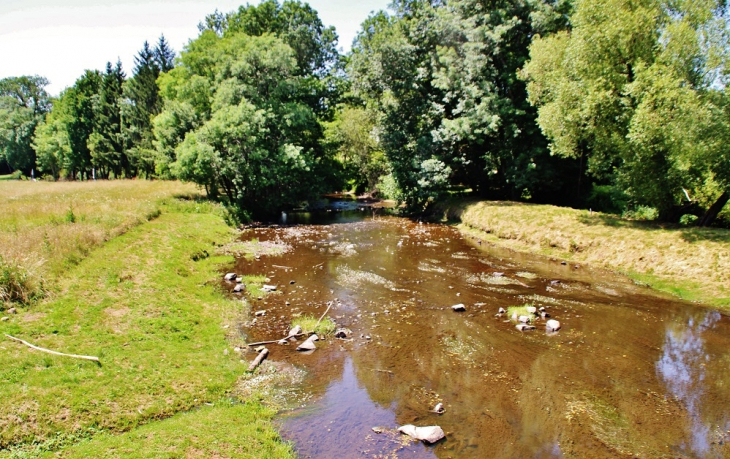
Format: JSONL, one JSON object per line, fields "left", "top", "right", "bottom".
{"left": 0, "top": 181, "right": 293, "bottom": 458}
{"left": 440, "top": 200, "right": 730, "bottom": 308}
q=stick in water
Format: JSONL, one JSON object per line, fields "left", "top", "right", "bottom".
{"left": 5, "top": 334, "right": 100, "bottom": 363}
{"left": 314, "top": 302, "right": 332, "bottom": 330}
{"left": 247, "top": 348, "right": 269, "bottom": 372}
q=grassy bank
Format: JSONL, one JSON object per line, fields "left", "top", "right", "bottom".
{"left": 438, "top": 199, "right": 730, "bottom": 308}
{"left": 0, "top": 180, "right": 200, "bottom": 307}
{"left": 0, "top": 185, "right": 293, "bottom": 457}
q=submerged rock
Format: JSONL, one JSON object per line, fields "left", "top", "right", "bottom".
{"left": 526, "top": 306, "right": 537, "bottom": 314}
{"left": 433, "top": 403, "right": 445, "bottom": 414}
{"left": 335, "top": 328, "right": 351, "bottom": 339}
{"left": 224, "top": 272, "right": 237, "bottom": 281}
{"left": 262, "top": 284, "right": 277, "bottom": 292}
{"left": 516, "top": 324, "right": 536, "bottom": 331}
{"left": 254, "top": 310, "right": 266, "bottom": 317}
{"left": 398, "top": 425, "right": 446, "bottom": 443}
{"left": 452, "top": 304, "right": 466, "bottom": 312}
{"left": 518, "top": 315, "right": 531, "bottom": 323}
{"left": 546, "top": 319, "right": 561, "bottom": 332}
{"left": 498, "top": 307, "right": 506, "bottom": 314}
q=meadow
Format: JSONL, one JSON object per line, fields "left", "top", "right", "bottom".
{"left": 0, "top": 180, "right": 293, "bottom": 457}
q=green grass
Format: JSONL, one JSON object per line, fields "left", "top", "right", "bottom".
{"left": 291, "top": 314, "right": 336, "bottom": 336}
{"left": 507, "top": 305, "right": 534, "bottom": 321}
{"left": 0, "top": 180, "right": 203, "bottom": 308}
{"left": 0, "top": 198, "right": 291, "bottom": 456}
{"left": 38, "top": 401, "right": 294, "bottom": 459}
{"left": 438, "top": 199, "right": 730, "bottom": 309}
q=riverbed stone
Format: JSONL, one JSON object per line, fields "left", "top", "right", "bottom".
{"left": 255, "top": 310, "right": 266, "bottom": 317}
{"left": 498, "top": 307, "right": 506, "bottom": 314}
{"left": 546, "top": 319, "right": 561, "bottom": 332}
{"left": 335, "top": 328, "right": 351, "bottom": 339}
{"left": 452, "top": 304, "right": 466, "bottom": 312}
{"left": 516, "top": 324, "right": 536, "bottom": 331}
{"left": 296, "top": 334, "right": 318, "bottom": 351}
{"left": 262, "top": 284, "right": 277, "bottom": 291}
{"left": 233, "top": 284, "right": 245, "bottom": 292}
{"left": 224, "top": 272, "right": 237, "bottom": 281}
{"left": 433, "top": 403, "right": 445, "bottom": 414}
{"left": 526, "top": 306, "right": 537, "bottom": 314}
{"left": 398, "top": 425, "right": 445, "bottom": 443}
{"left": 518, "top": 315, "right": 531, "bottom": 323}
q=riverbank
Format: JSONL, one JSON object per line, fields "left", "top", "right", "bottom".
{"left": 0, "top": 183, "right": 293, "bottom": 457}
{"left": 436, "top": 199, "right": 730, "bottom": 309}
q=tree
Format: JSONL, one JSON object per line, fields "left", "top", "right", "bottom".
{"left": 348, "top": 0, "right": 573, "bottom": 210}
{"left": 0, "top": 76, "right": 51, "bottom": 173}
{"left": 123, "top": 41, "right": 166, "bottom": 176}
{"left": 155, "top": 30, "right": 341, "bottom": 218}
{"left": 522, "top": 0, "right": 730, "bottom": 222}
{"left": 89, "top": 61, "right": 126, "bottom": 178}
{"left": 154, "top": 35, "right": 176, "bottom": 72}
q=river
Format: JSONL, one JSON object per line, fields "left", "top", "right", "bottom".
{"left": 232, "top": 210, "right": 729, "bottom": 458}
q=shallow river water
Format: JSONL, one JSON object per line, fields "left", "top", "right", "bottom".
{"left": 233, "top": 211, "right": 730, "bottom": 458}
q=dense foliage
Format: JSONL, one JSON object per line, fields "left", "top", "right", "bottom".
{"left": 3, "top": 0, "right": 730, "bottom": 223}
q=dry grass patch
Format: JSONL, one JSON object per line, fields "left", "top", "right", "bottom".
{"left": 439, "top": 199, "right": 730, "bottom": 307}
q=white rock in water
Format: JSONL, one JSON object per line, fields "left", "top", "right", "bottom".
{"left": 498, "top": 307, "right": 506, "bottom": 314}
{"left": 546, "top": 319, "right": 561, "bottom": 332}
{"left": 255, "top": 310, "right": 266, "bottom": 317}
{"left": 262, "top": 284, "right": 277, "bottom": 291}
{"left": 233, "top": 284, "right": 244, "bottom": 292}
{"left": 398, "top": 425, "right": 446, "bottom": 444}
{"left": 516, "top": 324, "right": 536, "bottom": 332}
{"left": 224, "top": 273, "right": 237, "bottom": 281}
{"left": 433, "top": 403, "right": 445, "bottom": 414}
{"left": 526, "top": 306, "right": 537, "bottom": 314}
{"left": 296, "top": 334, "right": 318, "bottom": 351}
{"left": 518, "top": 315, "right": 531, "bottom": 323}
{"left": 451, "top": 304, "right": 466, "bottom": 312}
{"left": 287, "top": 325, "right": 302, "bottom": 338}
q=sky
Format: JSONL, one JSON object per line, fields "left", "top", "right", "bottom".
{"left": 0, "top": 0, "right": 391, "bottom": 96}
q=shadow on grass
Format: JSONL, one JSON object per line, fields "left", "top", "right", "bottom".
{"left": 576, "top": 213, "right": 730, "bottom": 243}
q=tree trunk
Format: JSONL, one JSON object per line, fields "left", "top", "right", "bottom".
{"left": 698, "top": 191, "right": 729, "bottom": 227}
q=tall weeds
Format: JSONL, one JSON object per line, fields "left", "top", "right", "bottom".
{"left": 0, "top": 256, "right": 43, "bottom": 307}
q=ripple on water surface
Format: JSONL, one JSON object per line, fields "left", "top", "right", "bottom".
{"left": 234, "top": 211, "right": 730, "bottom": 458}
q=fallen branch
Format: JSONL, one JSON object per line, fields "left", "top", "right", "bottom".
{"left": 313, "top": 262, "right": 325, "bottom": 268}
{"left": 246, "top": 333, "right": 306, "bottom": 347}
{"left": 271, "top": 264, "right": 292, "bottom": 270}
{"left": 5, "top": 334, "right": 100, "bottom": 363}
{"left": 247, "top": 348, "right": 269, "bottom": 372}
{"left": 314, "top": 302, "right": 332, "bottom": 330}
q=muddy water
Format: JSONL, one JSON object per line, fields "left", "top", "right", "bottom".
{"left": 233, "top": 212, "right": 730, "bottom": 458}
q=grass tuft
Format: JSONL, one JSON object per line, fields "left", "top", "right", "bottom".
{"left": 507, "top": 304, "right": 534, "bottom": 320}
{"left": 292, "top": 314, "right": 337, "bottom": 336}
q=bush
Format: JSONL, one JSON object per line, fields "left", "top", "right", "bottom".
{"left": 586, "top": 185, "right": 628, "bottom": 214}
{"left": 623, "top": 206, "right": 659, "bottom": 221}
{"left": 376, "top": 173, "right": 404, "bottom": 201}
{"left": 679, "top": 214, "right": 698, "bottom": 226}
{"left": 0, "top": 257, "right": 43, "bottom": 306}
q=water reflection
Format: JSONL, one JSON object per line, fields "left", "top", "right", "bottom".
{"left": 656, "top": 311, "right": 721, "bottom": 456}
{"left": 280, "top": 358, "right": 436, "bottom": 458}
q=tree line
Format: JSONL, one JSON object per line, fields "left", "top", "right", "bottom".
{"left": 1, "top": 0, "right": 728, "bottom": 225}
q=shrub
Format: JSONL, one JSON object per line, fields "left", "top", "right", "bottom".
{"left": 679, "top": 214, "right": 698, "bottom": 226}
{"left": 0, "top": 257, "right": 43, "bottom": 306}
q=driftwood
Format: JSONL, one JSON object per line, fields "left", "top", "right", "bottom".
{"left": 5, "top": 334, "right": 100, "bottom": 363}
{"left": 247, "top": 348, "right": 269, "bottom": 372}
{"left": 271, "top": 264, "right": 292, "bottom": 270}
{"left": 246, "top": 333, "right": 305, "bottom": 347}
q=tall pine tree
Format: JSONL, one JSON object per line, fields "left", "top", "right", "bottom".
{"left": 88, "top": 60, "right": 126, "bottom": 178}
